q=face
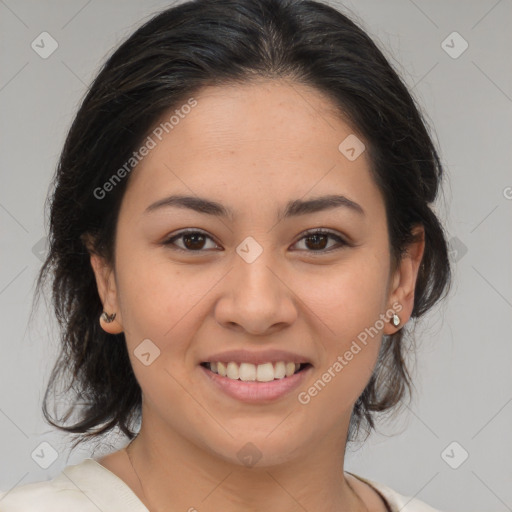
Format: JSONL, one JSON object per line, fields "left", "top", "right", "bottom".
{"left": 90, "top": 79, "right": 424, "bottom": 467}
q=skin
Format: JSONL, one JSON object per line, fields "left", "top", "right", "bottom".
{"left": 88, "top": 79, "right": 425, "bottom": 512}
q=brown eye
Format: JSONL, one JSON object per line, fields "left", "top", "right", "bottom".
{"left": 163, "top": 230, "right": 219, "bottom": 252}
{"left": 181, "top": 232, "right": 207, "bottom": 250}
{"left": 162, "top": 228, "right": 347, "bottom": 254}
{"left": 304, "top": 233, "right": 329, "bottom": 251}
{"left": 293, "top": 229, "right": 347, "bottom": 253}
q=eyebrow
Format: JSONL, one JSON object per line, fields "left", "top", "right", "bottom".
{"left": 144, "top": 193, "right": 365, "bottom": 220}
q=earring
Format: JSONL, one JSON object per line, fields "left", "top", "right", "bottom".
{"left": 101, "top": 311, "right": 116, "bottom": 323}
{"left": 391, "top": 313, "right": 400, "bottom": 327}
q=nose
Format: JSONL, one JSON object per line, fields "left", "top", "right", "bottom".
{"left": 214, "top": 249, "right": 298, "bottom": 336}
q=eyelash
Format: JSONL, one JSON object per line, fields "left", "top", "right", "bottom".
{"left": 162, "top": 228, "right": 348, "bottom": 254}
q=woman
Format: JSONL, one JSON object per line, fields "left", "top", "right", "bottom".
{"left": 0, "top": 0, "right": 451, "bottom": 510}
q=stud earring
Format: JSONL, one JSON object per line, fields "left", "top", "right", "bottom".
{"left": 101, "top": 311, "right": 116, "bottom": 323}
{"left": 391, "top": 313, "right": 400, "bottom": 327}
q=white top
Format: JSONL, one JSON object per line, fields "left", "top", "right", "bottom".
{"left": 0, "top": 458, "right": 442, "bottom": 511}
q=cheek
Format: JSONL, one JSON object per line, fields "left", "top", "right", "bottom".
{"left": 115, "top": 238, "right": 201, "bottom": 331}
{"left": 291, "top": 254, "right": 389, "bottom": 405}
{"left": 295, "top": 252, "right": 390, "bottom": 342}
{"left": 115, "top": 260, "right": 203, "bottom": 408}
{"left": 115, "top": 248, "right": 225, "bottom": 382}
{"left": 294, "top": 271, "right": 386, "bottom": 419}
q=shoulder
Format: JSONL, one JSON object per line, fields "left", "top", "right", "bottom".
{"left": 0, "top": 471, "right": 99, "bottom": 512}
{"left": 0, "top": 458, "right": 144, "bottom": 512}
{"left": 347, "top": 471, "right": 443, "bottom": 512}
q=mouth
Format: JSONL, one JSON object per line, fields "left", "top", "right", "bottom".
{"left": 200, "top": 361, "right": 313, "bottom": 382}
{"left": 199, "top": 360, "right": 313, "bottom": 403}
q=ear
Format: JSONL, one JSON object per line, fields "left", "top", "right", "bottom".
{"left": 81, "top": 233, "right": 124, "bottom": 334}
{"left": 383, "top": 224, "right": 425, "bottom": 335}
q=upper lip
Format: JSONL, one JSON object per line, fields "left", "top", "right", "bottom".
{"left": 201, "top": 349, "right": 312, "bottom": 366}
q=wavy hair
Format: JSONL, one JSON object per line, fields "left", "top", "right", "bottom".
{"left": 34, "top": 0, "right": 452, "bottom": 450}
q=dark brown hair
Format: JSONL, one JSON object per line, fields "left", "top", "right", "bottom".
{"left": 34, "top": 0, "right": 452, "bottom": 450}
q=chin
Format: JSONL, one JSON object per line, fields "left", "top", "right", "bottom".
{"left": 196, "top": 426, "right": 311, "bottom": 469}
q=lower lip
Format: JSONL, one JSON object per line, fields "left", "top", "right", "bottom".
{"left": 200, "top": 364, "right": 312, "bottom": 403}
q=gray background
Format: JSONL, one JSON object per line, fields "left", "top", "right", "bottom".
{"left": 1, "top": 1, "right": 511, "bottom": 511}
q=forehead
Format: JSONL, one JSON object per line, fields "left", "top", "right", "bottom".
{"left": 162, "top": 79, "right": 351, "bottom": 157}
{"left": 121, "top": 80, "right": 384, "bottom": 222}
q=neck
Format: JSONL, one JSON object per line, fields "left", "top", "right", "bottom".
{"left": 124, "top": 408, "right": 366, "bottom": 512}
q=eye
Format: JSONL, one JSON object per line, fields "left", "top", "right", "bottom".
{"left": 162, "top": 229, "right": 220, "bottom": 252}
{"left": 162, "top": 228, "right": 348, "bottom": 254}
{"left": 292, "top": 229, "right": 348, "bottom": 253}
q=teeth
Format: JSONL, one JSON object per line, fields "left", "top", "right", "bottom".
{"left": 206, "top": 361, "right": 305, "bottom": 382}
{"left": 239, "top": 362, "right": 256, "bottom": 381}
{"left": 256, "top": 362, "right": 274, "bottom": 382}
{"left": 227, "top": 362, "right": 239, "bottom": 379}
{"left": 217, "top": 361, "right": 227, "bottom": 377}
{"left": 274, "top": 361, "right": 286, "bottom": 379}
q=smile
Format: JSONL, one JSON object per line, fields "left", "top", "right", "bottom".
{"left": 199, "top": 361, "right": 313, "bottom": 403}
{"left": 201, "top": 361, "right": 312, "bottom": 382}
